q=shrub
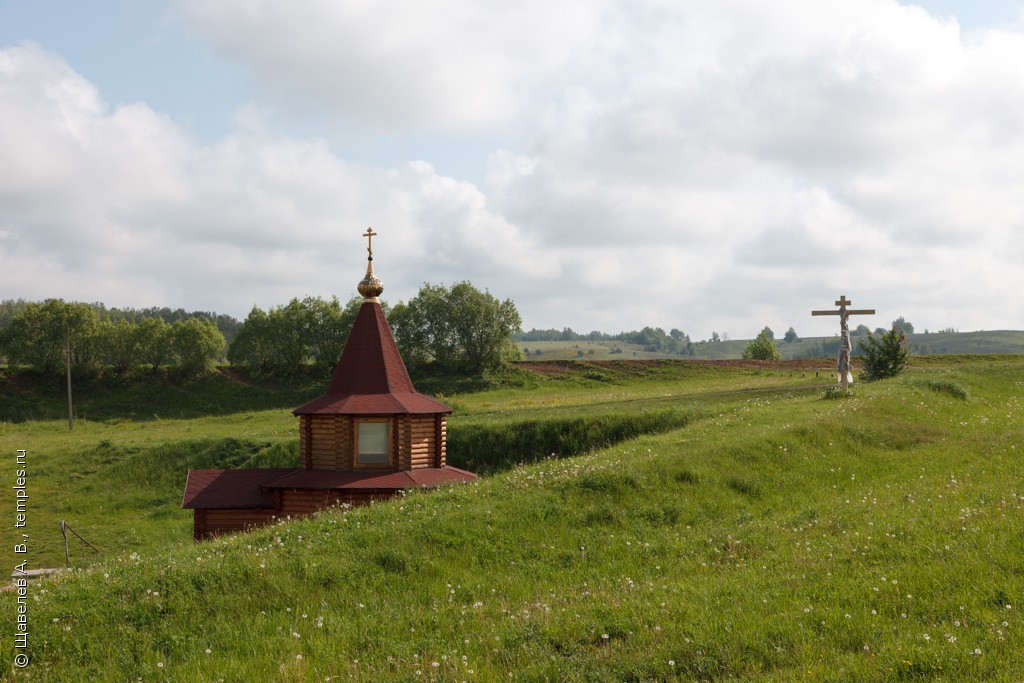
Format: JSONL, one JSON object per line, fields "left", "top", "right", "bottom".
{"left": 858, "top": 327, "right": 909, "bottom": 381}
{"left": 921, "top": 379, "right": 969, "bottom": 400}
{"left": 742, "top": 329, "right": 781, "bottom": 361}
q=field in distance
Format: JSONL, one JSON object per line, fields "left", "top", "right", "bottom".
{"left": 519, "top": 329, "right": 1024, "bottom": 361}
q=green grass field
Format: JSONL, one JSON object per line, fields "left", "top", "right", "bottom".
{"left": 1, "top": 356, "right": 1022, "bottom": 680}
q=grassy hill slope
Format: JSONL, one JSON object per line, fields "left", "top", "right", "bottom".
{"left": 1, "top": 360, "right": 830, "bottom": 569}
{"left": 2, "top": 358, "right": 1023, "bottom": 680}
{"left": 0, "top": 367, "right": 325, "bottom": 423}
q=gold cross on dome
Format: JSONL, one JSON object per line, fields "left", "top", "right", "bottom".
{"left": 362, "top": 227, "right": 377, "bottom": 258}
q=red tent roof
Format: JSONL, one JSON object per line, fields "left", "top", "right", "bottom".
{"left": 293, "top": 301, "right": 451, "bottom": 415}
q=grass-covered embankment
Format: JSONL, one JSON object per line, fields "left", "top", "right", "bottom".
{"left": 1, "top": 360, "right": 822, "bottom": 568}
{"left": 0, "top": 367, "right": 325, "bottom": 423}
{"left": 1, "top": 358, "right": 1021, "bottom": 680}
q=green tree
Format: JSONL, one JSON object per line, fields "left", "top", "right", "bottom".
{"left": 135, "top": 317, "right": 174, "bottom": 375}
{"left": 627, "top": 326, "right": 672, "bottom": 352}
{"left": 227, "top": 302, "right": 304, "bottom": 375}
{"left": 390, "top": 282, "right": 522, "bottom": 374}
{"left": 783, "top": 326, "right": 799, "bottom": 343}
{"left": 228, "top": 307, "right": 275, "bottom": 373}
{"left": 98, "top": 320, "right": 144, "bottom": 377}
{"left": 267, "top": 299, "right": 308, "bottom": 370}
{"left": 892, "top": 317, "right": 915, "bottom": 335}
{"left": 0, "top": 299, "right": 30, "bottom": 331}
{"left": 2, "top": 300, "right": 101, "bottom": 376}
{"left": 742, "top": 328, "right": 781, "bottom": 361}
{"left": 761, "top": 326, "right": 775, "bottom": 340}
{"left": 171, "top": 319, "right": 225, "bottom": 378}
{"left": 301, "top": 296, "right": 347, "bottom": 370}
{"left": 228, "top": 296, "right": 374, "bottom": 376}
{"left": 858, "top": 327, "right": 909, "bottom": 381}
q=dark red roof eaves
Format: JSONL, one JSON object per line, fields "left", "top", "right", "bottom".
{"left": 293, "top": 391, "right": 451, "bottom": 415}
{"left": 262, "top": 467, "right": 477, "bottom": 490}
{"left": 183, "top": 467, "right": 477, "bottom": 510}
{"left": 292, "top": 301, "right": 452, "bottom": 415}
{"left": 181, "top": 468, "right": 300, "bottom": 509}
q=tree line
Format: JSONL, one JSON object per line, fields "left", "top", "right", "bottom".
{"left": 0, "top": 300, "right": 226, "bottom": 379}
{"left": 518, "top": 326, "right": 696, "bottom": 355}
{"left": 0, "top": 299, "right": 241, "bottom": 342}
{"left": 742, "top": 319, "right": 917, "bottom": 361}
{"left": 230, "top": 282, "right": 522, "bottom": 378}
{"left": 1, "top": 283, "right": 521, "bottom": 382}
{"left": 3, "top": 290, "right": 921, "bottom": 380}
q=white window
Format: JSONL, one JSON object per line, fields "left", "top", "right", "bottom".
{"left": 356, "top": 421, "right": 390, "bottom": 465}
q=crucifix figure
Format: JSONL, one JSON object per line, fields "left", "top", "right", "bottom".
{"left": 362, "top": 227, "right": 377, "bottom": 261}
{"left": 811, "top": 295, "right": 875, "bottom": 391}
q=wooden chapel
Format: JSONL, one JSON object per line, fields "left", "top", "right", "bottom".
{"left": 182, "top": 230, "right": 477, "bottom": 539}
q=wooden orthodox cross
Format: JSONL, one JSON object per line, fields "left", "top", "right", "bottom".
{"left": 811, "top": 295, "right": 875, "bottom": 391}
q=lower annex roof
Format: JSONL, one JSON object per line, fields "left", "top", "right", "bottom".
{"left": 182, "top": 466, "right": 477, "bottom": 510}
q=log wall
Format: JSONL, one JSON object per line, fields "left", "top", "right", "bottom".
{"left": 309, "top": 415, "right": 337, "bottom": 469}
{"left": 300, "top": 412, "right": 446, "bottom": 472}
{"left": 395, "top": 417, "right": 408, "bottom": 470}
{"left": 306, "top": 415, "right": 356, "bottom": 470}
{"left": 438, "top": 415, "right": 447, "bottom": 467}
{"left": 196, "top": 508, "right": 278, "bottom": 539}
{"left": 407, "top": 415, "right": 438, "bottom": 469}
{"left": 338, "top": 416, "right": 353, "bottom": 468}
{"left": 299, "top": 415, "right": 311, "bottom": 468}
{"left": 192, "top": 484, "right": 415, "bottom": 540}
{"left": 279, "top": 488, "right": 399, "bottom": 515}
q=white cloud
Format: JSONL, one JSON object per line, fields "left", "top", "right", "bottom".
{"left": 4, "top": 1, "right": 1024, "bottom": 339}
{"left": 480, "top": 0, "right": 1024, "bottom": 334}
{"left": 171, "top": 0, "right": 612, "bottom": 131}
{"left": 0, "top": 44, "right": 554, "bottom": 317}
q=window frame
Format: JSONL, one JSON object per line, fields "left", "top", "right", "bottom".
{"left": 353, "top": 418, "right": 392, "bottom": 468}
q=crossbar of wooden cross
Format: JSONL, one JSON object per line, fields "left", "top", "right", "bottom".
{"left": 811, "top": 295, "right": 875, "bottom": 317}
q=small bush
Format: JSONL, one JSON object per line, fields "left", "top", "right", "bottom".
{"left": 822, "top": 386, "right": 851, "bottom": 400}
{"left": 921, "top": 379, "right": 969, "bottom": 400}
{"left": 859, "top": 327, "right": 909, "bottom": 381}
{"left": 742, "top": 329, "right": 781, "bottom": 361}
{"left": 673, "top": 469, "right": 699, "bottom": 485}
{"left": 726, "top": 476, "right": 760, "bottom": 498}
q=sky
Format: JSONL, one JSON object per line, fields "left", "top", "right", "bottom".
{"left": 2, "top": 0, "right": 1023, "bottom": 340}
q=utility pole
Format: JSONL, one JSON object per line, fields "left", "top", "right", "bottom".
{"left": 65, "top": 319, "right": 74, "bottom": 431}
